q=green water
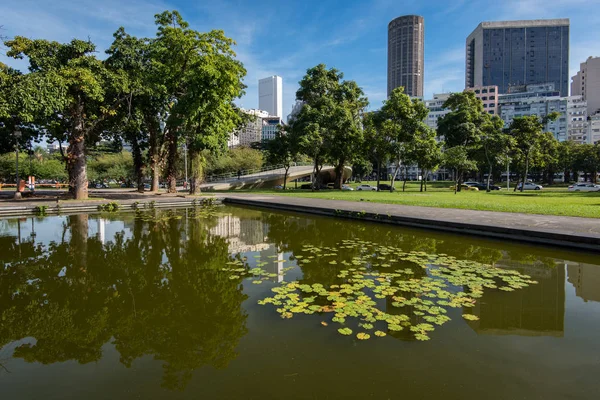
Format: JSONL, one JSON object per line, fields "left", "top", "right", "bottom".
{"left": 0, "top": 206, "right": 599, "bottom": 400}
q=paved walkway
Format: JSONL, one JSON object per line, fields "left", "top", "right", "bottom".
{"left": 222, "top": 194, "right": 600, "bottom": 252}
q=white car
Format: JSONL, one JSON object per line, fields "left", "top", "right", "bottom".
{"left": 568, "top": 183, "right": 600, "bottom": 192}
{"left": 356, "top": 184, "right": 377, "bottom": 191}
{"left": 517, "top": 182, "right": 543, "bottom": 190}
{"left": 342, "top": 185, "right": 354, "bottom": 191}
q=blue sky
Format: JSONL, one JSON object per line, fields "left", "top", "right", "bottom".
{"left": 1, "top": 0, "right": 599, "bottom": 116}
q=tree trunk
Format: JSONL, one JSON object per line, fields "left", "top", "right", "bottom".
{"left": 521, "top": 156, "right": 529, "bottom": 193}
{"left": 456, "top": 169, "right": 462, "bottom": 192}
{"left": 486, "top": 164, "right": 492, "bottom": 192}
{"left": 390, "top": 157, "right": 400, "bottom": 191}
{"left": 334, "top": 160, "right": 345, "bottom": 189}
{"left": 189, "top": 149, "right": 203, "bottom": 195}
{"left": 376, "top": 160, "right": 381, "bottom": 190}
{"left": 67, "top": 102, "right": 88, "bottom": 200}
{"left": 131, "top": 135, "right": 145, "bottom": 193}
{"left": 283, "top": 166, "right": 289, "bottom": 189}
{"left": 420, "top": 168, "right": 424, "bottom": 192}
{"left": 424, "top": 170, "right": 428, "bottom": 192}
{"left": 147, "top": 115, "right": 161, "bottom": 192}
{"left": 165, "top": 129, "right": 178, "bottom": 193}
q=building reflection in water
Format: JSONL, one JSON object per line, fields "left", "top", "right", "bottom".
{"left": 465, "top": 258, "right": 565, "bottom": 337}
{"left": 210, "top": 215, "right": 284, "bottom": 282}
{"left": 567, "top": 263, "right": 600, "bottom": 303}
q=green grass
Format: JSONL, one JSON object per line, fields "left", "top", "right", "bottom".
{"left": 220, "top": 181, "right": 600, "bottom": 219}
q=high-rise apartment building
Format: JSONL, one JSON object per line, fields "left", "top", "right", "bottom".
{"left": 498, "top": 83, "right": 569, "bottom": 142}
{"left": 387, "top": 15, "right": 424, "bottom": 98}
{"left": 465, "top": 85, "right": 499, "bottom": 115}
{"left": 258, "top": 76, "right": 283, "bottom": 118}
{"left": 232, "top": 108, "right": 269, "bottom": 147}
{"left": 571, "top": 56, "right": 600, "bottom": 116}
{"left": 465, "top": 19, "right": 570, "bottom": 96}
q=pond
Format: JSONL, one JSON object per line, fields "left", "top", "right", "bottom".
{"left": 1, "top": 206, "right": 599, "bottom": 399}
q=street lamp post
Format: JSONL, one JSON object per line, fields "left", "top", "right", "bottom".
{"left": 14, "top": 129, "right": 22, "bottom": 200}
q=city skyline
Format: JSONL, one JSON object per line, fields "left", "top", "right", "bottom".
{"left": 1, "top": 0, "right": 599, "bottom": 114}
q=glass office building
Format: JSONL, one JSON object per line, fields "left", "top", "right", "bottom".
{"left": 466, "top": 19, "right": 569, "bottom": 96}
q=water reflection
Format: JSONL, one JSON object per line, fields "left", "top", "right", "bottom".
{"left": 0, "top": 211, "right": 249, "bottom": 391}
{"left": 568, "top": 263, "right": 600, "bottom": 303}
{"left": 465, "top": 259, "right": 565, "bottom": 337}
{"left": 0, "top": 207, "right": 599, "bottom": 395}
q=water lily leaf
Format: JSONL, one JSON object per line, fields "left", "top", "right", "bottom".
{"left": 338, "top": 327, "right": 352, "bottom": 336}
{"left": 374, "top": 331, "right": 387, "bottom": 337}
{"left": 462, "top": 314, "right": 480, "bottom": 321}
{"left": 356, "top": 332, "right": 371, "bottom": 340}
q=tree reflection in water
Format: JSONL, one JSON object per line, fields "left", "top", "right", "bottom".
{"left": 0, "top": 211, "right": 249, "bottom": 391}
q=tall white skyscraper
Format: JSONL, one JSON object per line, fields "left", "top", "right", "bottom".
{"left": 258, "top": 76, "right": 283, "bottom": 117}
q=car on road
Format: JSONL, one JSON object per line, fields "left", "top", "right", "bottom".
{"left": 356, "top": 184, "right": 377, "bottom": 191}
{"left": 377, "top": 183, "right": 395, "bottom": 191}
{"left": 465, "top": 182, "right": 502, "bottom": 191}
{"left": 342, "top": 185, "right": 354, "bottom": 191}
{"left": 517, "top": 182, "right": 543, "bottom": 190}
{"left": 273, "top": 185, "right": 284, "bottom": 190}
{"left": 568, "top": 183, "right": 600, "bottom": 192}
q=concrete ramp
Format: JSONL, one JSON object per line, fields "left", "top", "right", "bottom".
{"left": 201, "top": 165, "right": 352, "bottom": 191}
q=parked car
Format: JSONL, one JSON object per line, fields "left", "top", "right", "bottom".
{"left": 342, "top": 185, "right": 354, "bottom": 191}
{"left": 273, "top": 185, "right": 284, "bottom": 190}
{"left": 466, "top": 182, "right": 502, "bottom": 191}
{"left": 300, "top": 183, "right": 313, "bottom": 189}
{"left": 377, "top": 183, "right": 395, "bottom": 191}
{"left": 568, "top": 183, "right": 600, "bottom": 192}
{"left": 517, "top": 182, "right": 543, "bottom": 190}
{"left": 356, "top": 184, "right": 377, "bottom": 191}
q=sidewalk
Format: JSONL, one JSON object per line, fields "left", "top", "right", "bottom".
{"left": 222, "top": 194, "right": 600, "bottom": 252}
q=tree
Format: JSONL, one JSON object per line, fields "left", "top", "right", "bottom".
{"left": 437, "top": 91, "right": 488, "bottom": 190}
{"left": 409, "top": 126, "right": 442, "bottom": 192}
{"left": 380, "top": 87, "right": 429, "bottom": 191}
{"left": 574, "top": 144, "right": 600, "bottom": 183}
{"left": 149, "top": 11, "right": 245, "bottom": 194}
{"left": 508, "top": 113, "right": 559, "bottom": 192}
{"left": 478, "top": 115, "right": 511, "bottom": 192}
{"left": 4, "top": 37, "right": 128, "bottom": 199}
{"left": 291, "top": 64, "right": 368, "bottom": 190}
{"left": 266, "top": 129, "right": 297, "bottom": 189}
{"left": 363, "top": 111, "right": 394, "bottom": 189}
{"left": 444, "top": 146, "right": 477, "bottom": 194}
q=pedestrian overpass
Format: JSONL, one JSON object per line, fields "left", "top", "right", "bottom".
{"left": 201, "top": 164, "right": 352, "bottom": 191}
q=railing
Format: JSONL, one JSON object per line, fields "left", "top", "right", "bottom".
{"left": 205, "top": 162, "right": 312, "bottom": 182}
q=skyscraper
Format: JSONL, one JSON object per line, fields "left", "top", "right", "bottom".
{"left": 387, "top": 15, "right": 424, "bottom": 98}
{"left": 258, "top": 76, "right": 283, "bottom": 117}
{"left": 465, "top": 19, "right": 570, "bottom": 96}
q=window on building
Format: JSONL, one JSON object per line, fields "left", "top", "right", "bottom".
{"left": 490, "top": 96, "right": 495, "bottom": 100}
{"left": 490, "top": 88, "right": 495, "bottom": 93}
{"left": 475, "top": 90, "right": 480, "bottom": 94}
{"left": 482, "top": 96, "right": 487, "bottom": 100}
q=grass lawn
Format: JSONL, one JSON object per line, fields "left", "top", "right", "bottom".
{"left": 221, "top": 181, "right": 600, "bottom": 219}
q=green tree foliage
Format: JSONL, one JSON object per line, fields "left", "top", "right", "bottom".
{"left": 508, "top": 113, "right": 559, "bottom": 192}
{"left": 291, "top": 64, "right": 368, "bottom": 189}
{"left": 362, "top": 111, "right": 394, "bottom": 188}
{"left": 149, "top": 11, "right": 246, "bottom": 194}
{"left": 443, "top": 146, "right": 477, "bottom": 194}
{"left": 204, "top": 147, "right": 263, "bottom": 177}
{"left": 380, "top": 87, "right": 429, "bottom": 190}
{"left": 266, "top": 129, "right": 297, "bottom": 189}
{"left": 409, "top": 126, "right": 442, "bottom": 192}
{"left": 4, "top": 36, "right": 130, "bottom": 199}
{"left": 477, "top": 115, "right": 511, "bottom": 191}
{"left": 573, "top": 143, "right": 600, "bottom": 183}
